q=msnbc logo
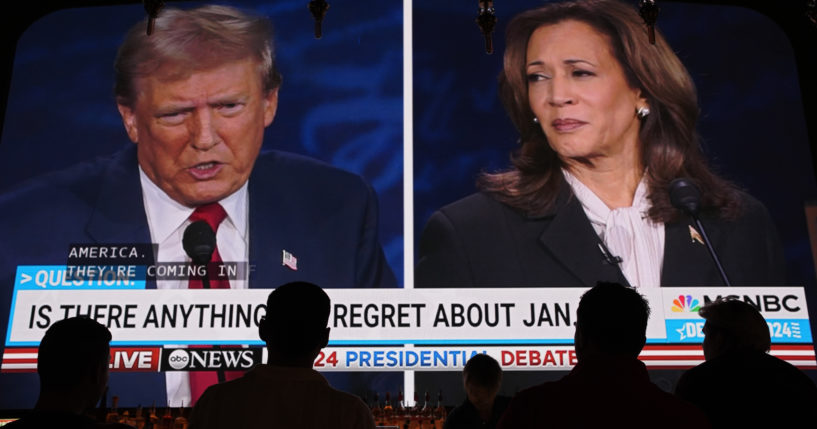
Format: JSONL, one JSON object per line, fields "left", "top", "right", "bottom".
{"left": 671, "top": 295, "right": 701, "bottom": 313}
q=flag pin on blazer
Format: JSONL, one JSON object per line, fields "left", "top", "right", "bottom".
{"left": 688, "top": 225, "right": 704, "bottom": 245}
{"left": 282, "top": 250, "right": 298, "bottom": 271}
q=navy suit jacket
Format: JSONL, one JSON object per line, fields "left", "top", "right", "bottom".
{"left": 0, "top": 144, "right": 396, "bottom": 408}
{"left": 416, "top": 186, "right": 786, "bottom": 288}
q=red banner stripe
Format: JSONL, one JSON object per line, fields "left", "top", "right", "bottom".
{"left": 639, "top": 355, "right": 704, "bottom": 361}
{"left": 773, "top": 355, "right": 817, "bottom": 360}
{"left": 770, "top": 345, "right": 816, "bottom": 351}
{"left": 3, "top": 348, "right": 39, "bottom": 353}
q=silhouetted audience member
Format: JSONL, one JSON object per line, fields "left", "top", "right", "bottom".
{"left": 675, "top": 298, "right": 817, "bottom": 427}
{"left": 444, "top": 353, "right": 511, "bottom": 429}
{"left": 498, "top": 282, "right": 708, "bottom": 428}
{"left": 5, "top": 316, "right": 132, "bottom": 429}
{"left": 189, "top": 281, "right": 375, "bottom": 429}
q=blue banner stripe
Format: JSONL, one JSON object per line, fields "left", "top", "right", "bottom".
{"left": 14, "top": 265, "right": 146, "bottom": 290}
{"left": 665, "top": 319, "right": 812, "bottom": 343}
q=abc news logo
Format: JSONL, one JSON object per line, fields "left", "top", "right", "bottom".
{"left": 161, "top": 347, "right": 263, "bottom": 371}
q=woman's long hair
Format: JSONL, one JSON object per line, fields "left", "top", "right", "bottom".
{"left": 479, "top": 0, "right": 742, "bottom": 222}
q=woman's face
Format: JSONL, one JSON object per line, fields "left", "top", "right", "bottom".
{"left": 526, "top": 20, "right": 646, "bottom": 165}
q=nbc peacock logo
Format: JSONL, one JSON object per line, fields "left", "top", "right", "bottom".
{"left": 671, "top": 295, "right": 701, "bottom": 313}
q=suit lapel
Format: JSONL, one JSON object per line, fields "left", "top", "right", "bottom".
{"left": 662, "top": 215, "right": 724, "bottom": 286}
{"left": 537, "top": 189, "right": 630, "bottom": 287}
{"left": 247, "top": 151, "right": 280, "bottom": 289}
{"left": 86, "top": 146, "right": 152, "bottom": 244}
{"left": 86, "top": 145, "right": 155, "bottom": 286}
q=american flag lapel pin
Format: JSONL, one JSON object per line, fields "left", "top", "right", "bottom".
{"left": 688, "top": 225, "right": 704, "bottom": 245}
{"left": 282, "top": 249, "right": 298, "bottom": 271}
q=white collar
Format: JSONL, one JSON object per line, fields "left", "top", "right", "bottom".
{"left": 139, "top": 166, "right": 249, "bottom": 243}
{"left": 561, "top": 168, "right": 651, "bottom": 227}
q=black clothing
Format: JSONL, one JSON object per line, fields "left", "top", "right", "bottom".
{"left": 676, "top": 350, "right": 817, "bottom": 428}
{"left": 417, "top": 189, "right": 785, "bottom": 287}
{"left": 444, "top": 395, "right": 511, "bottom": 429}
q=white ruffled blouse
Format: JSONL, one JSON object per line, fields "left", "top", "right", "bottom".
{"left": 562, "top": 169, "right": 665, "bottom": 288}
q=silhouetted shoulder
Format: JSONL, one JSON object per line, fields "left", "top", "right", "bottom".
{"left": 498, "top": 371, "right": 708, "bottom": 428}
{"left": 190, "top": 365, "right": 375, "bottom": 429}
{"left": 676, "top": 351, "right": 817, "bottom": 427}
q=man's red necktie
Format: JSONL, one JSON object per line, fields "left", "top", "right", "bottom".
{"left": 187, "top": 203, "right": 230, "bottom": 290}
{"left": 186, "top": 203, "right": 242, "bottom": 405}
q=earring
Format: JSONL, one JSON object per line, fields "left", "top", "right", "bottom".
{"left": 533, "top": 117, "right": 539, "bottom": 123}
{"left": 636, "top": 106, "right": 650, "bottom": 119}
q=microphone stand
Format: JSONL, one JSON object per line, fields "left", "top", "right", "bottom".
{"left": 184, "top": 219, "right": 225, "bottom": 384}
{"left": 669, "top": 178, "right": 732, "bottom": 287}
{"left": 198, "top": 264, "right": 211, "bottom": 290}
{"left": 196, "top": 262, "right": 225, "bottom": 383}
{"left": 691, "top": 216, "right": 731, "bottom": 287}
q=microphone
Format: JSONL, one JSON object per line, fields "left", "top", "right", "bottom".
{"left": 668, "top": 178, "right": 731, "bottom": 286}
{"left": 668, "top": 178, "right": 700, "bottom": 216}
{"left": 597, "top": 242, "right": 623, "bottom": 266}
{"left": 183, "top": 220, "right": 216, "bottom": 289}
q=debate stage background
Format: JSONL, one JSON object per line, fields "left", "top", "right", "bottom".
{"left": 0, "top": 0, "right": 816, "bottom": 410}
{"left": 411, "top": 0, "right": 817, "bottom": 402}
{"left": 0, "top": 0, "right": 405, "bottom": 284}
{"left": 0, "top": 0, "right": 404, "bottom": 409}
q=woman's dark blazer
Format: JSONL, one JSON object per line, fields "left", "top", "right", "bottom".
{"left": 415, "top": 184, "right": 786, "bottom": 288}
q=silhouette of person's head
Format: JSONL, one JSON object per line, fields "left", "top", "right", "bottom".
{"left": 575, "top": 282, "right": 650, "bottom": 361}
{"left": 258, "top": 281, "right": 330, "bottom": 367}
{"left": 699, "top": 298, "right": 770, "bottom": 360}
{"left": 462, "top": 353, "right": 502, "bottom": 411}
{"left": 36, "top": 316, "right": 112, "bottom": 411}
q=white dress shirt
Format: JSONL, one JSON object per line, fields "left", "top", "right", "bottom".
{"left": 139, "top": 167, "right": 250, "bottom": 406}
{"left": 562, "top": 169, "right": 665, "bottom": 288}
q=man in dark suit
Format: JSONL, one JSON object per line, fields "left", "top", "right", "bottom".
{"left": 675, "top": 298, "right": 817, "bottom": 427}
{"left": 497, "top": 282, "right": 708, "bottom": 428}
{"left": 0, "top": 4, "right": 395, "bottom": 409}
{"left": 4, "top": 317, "right": 130, "bottom": 429}
{"left": 190, "top": 282, "right": 375, "bottom": 429}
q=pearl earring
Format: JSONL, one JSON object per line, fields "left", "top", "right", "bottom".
{"left": 636, "top": 106, "right": 651, "bottom": 119}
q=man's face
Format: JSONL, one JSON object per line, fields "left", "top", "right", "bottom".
{"left": 464, "top": 379, "right": 500, "bottom": 410}
{"left": 118, "top": 59, "right": 278, "bottom": 207}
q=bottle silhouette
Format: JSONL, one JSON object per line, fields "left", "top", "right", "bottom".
{"left": 434, "top": 390, "right": 446, "bottom": 429}
{"left": 105, "top": 395, "right": 121, "bottom": 423}
{"left": 371, "top": 392, "right": 383, "bottom": 425}
{"left": 173, "top": 401, "right": 188, "bottom": 429}
{"left": 160, "top": 407, "right": 173, "bottom": 429}
{"left": 134, "top": 405, "right": 146, "bottom": 429}
{"left": 383, "top": 392, "right": 394, "bottom": 426}
{"left": 149, "top": 402, "right": 159, "bottom": 428}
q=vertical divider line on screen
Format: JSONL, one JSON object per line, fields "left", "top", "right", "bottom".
{"left": 403, "top": 0, "right": 416, "bottom": 405}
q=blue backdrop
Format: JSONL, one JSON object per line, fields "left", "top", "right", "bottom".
{"left": 2, "top": 0, "right": 816, "bottom": 411}
{"left": 412, "top": 1, "right": 816, "bottom": 291}
{"left": 411, "top": 0, "right": 817, "bottom": 404}
{"left": 0, "top": 0, "right": 405, "bottom": 284}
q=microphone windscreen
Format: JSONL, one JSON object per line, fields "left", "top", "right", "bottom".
{"left": 182, "top": 220, "right": 216, "bottom": 265}
{"left": 669, "top": 178, "right": 701, "bottom": 216}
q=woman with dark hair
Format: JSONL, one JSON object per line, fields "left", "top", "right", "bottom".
{"left": 415, "top": 0, "right": 785, "bottom": 288}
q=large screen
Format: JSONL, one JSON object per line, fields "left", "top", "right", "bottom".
{"left": 1, "top": 0, "right": 816, "bottom": 413}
